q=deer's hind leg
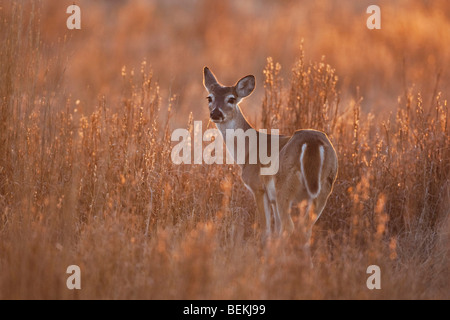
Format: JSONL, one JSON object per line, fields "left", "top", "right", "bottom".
{"left": 274, "top": 183, "right": 295, "bottom": 236}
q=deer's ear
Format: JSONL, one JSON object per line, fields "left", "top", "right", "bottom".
{"left": 235, "top": 75, "right": 255, "bottom": 98}
{"left": 203, "top": 67, "right": 218, "bottom": 90}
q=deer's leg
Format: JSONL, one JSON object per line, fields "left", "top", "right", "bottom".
{"left": 303, "top": 188, "right": 332, "bottom": 266}
{"left": 272, "top": 202, "right": 281, "bottom": 235}
{"left": 263, "top": 192, "right": 273, "bottom": 236}
{"left": 254, "top": 190, "right": 269, "bottom": 236}
{"left": 307, "top": 186, "right": 332, "bottom": 240}
{"left": 275, "top": 191, "right": 294, "bottom": 236}
{"left": 304, "top": 199, "right": 315, "bottom": 248}
{"left": 266, "top": 179, "right": 280, "bottom": 235}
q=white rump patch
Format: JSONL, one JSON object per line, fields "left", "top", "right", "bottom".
{"left": 299, "top": 144, "right": 324, "bottom": 199}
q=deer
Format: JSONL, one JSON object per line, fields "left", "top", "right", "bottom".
{"left": 203, "top": 67, "right": 338, "bottom": 251}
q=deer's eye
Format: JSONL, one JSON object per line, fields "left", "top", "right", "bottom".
{"left": 227, "top": 97, "right": 236, "bottom": 104}
{"left": 206, "top": 96, "right": 212, "bottom": 103}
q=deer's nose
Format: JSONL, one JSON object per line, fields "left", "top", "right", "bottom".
{"left": 210, "top": 108, "right": 223, "bottom": 121}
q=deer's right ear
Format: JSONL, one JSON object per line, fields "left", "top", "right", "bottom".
{"left": 203, "top": 67, "right": 218, "bottom": 91}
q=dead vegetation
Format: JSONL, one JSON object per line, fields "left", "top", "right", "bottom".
{"left": 0, "top": 0, "right": 448, "bottom": 299}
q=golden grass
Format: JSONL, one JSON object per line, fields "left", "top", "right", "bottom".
{"left": 0, "top": 0, "right": 448, "bottom": 299}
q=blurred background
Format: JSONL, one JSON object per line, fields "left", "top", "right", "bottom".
{"left": 24, "top": 0, "right": 450, "bottom": 125}
{"left": 0, "top": 0, "right": 448, "bottom": 299}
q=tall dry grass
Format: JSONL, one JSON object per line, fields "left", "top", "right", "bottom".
{"left": 0, "top": 0, "right": 449, "bottom": 299}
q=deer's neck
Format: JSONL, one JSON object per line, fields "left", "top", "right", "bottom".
{"left": 215, "top": 105, "right": 254, "bottom": 165}
{"left": 215, "top": 106, "right": 253, "bottom": 135}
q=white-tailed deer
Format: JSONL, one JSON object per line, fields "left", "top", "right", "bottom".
{"left": 203, "top": 67, "right": 338, "bottom": 247}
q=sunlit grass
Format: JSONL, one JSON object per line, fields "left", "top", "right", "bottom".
{"left": 0, "top": 0, "right": 448, "bottom": 299}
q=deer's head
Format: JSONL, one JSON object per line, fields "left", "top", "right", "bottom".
{"left": 203, "top": 67, "right": 255, "bottom": 123}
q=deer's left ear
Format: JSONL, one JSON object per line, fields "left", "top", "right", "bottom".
{"left": 235, "top": 75, "right": 255, "bottom": 98}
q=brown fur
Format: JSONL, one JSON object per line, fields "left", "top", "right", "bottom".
{"left": 203, "top": 67, "right": 338, "bottom": 245}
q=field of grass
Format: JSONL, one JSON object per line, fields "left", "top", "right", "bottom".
{"left": 0, "top": 0, "right": 448, "bottom": 299}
